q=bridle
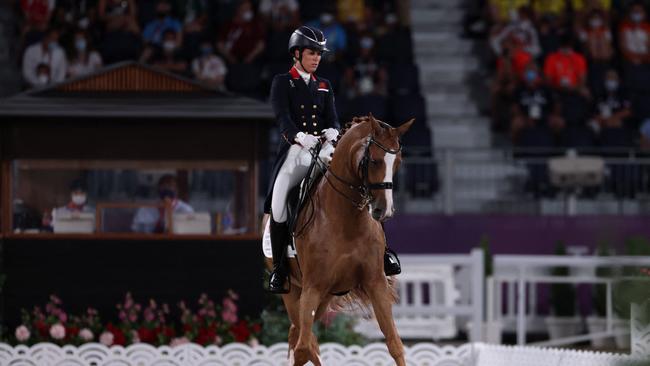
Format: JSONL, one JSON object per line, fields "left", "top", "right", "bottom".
{"left": 324, "top": 135, "right": 402, "bottom": 210}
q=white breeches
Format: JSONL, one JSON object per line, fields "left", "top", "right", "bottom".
{"left": 271, "top": 142, "right": 334, "bottom": 223}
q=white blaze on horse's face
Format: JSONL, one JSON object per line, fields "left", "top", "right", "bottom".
{"left": 382, "top": 152, "right": 396, "bottom": 220}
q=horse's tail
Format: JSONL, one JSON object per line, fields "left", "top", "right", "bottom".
{"left": 329, "top": 276, "right": 398, "bottom": 318}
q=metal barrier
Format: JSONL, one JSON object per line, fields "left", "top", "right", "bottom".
{"left": 394, "top": 147, "right": 650, "bottom": 215}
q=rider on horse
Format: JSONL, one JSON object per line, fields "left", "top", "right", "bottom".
{"left": 265, "top": 25, "right": 402, "bottom": 294}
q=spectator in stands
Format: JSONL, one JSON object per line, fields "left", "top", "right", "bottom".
{"left": 640, "top": 118, "right": 650, "bottom": 149}
{"left": 180, "top": 0, "right": 210, "bottom": 59}
{"left": 147, "top": 29, "right": 188, "bottom": 75}
{"left": 346, "top": 35, "right": 387, "bottom": 97}
{"left": 578, "top": 8, "right": 614, "bottom": 96}
{"left": 98, "top": 0, "right": 139, "bottom": 33}
{"left": 22, "top": 27, "right": 67, "bottom": 87}
{"left": 217, "top": 0, "right": 265, "bottom": 64}
{"left": 192, "top": 38, "right": 228, "bottom": 90}
{"left": 307, "top": 10, "right": 348, "bottom": 60}
{"left": 543, "top": 34, "right": 588, "bottom": 96}
{"left": 66, "top": 28, "right": 103, "bottom": 78}
{"left": 375, "top": 13, "right": 414, "bottom": 65}
{"left": 98, "top": 0, "right": 142, "bottom": 64}
{"left": 488, "top": 0, "right": 529, "bottom": 24}
{"left": 591, "top": 69, "right": 633, "bottom": 145}
{"left": 258, "top": 0, "right": 300, "bottom": 28}
{"left": 490, "top": 34, "right": 531, "bottom": 131}
{"left": 511, "top": 62, "right": 553, "bottom": 141}
{"left": 619, "top": 2, "right": 650, "bottom": 92}
{"left": 142, "top": 0, "right": 183, "bottom": 47}
{"left": 132, "top": 174, "right": 194, "bottom": 234}
{"left": 537, "top": 15, "right": 565, "bottom": 59}
{"left": 490, "top": 6, "right": 541, "bottom": 59}
{"left": 20, "top": 0, "right": 55, "bottom": 44}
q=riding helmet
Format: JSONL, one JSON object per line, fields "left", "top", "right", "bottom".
{"left": 288, "top": 25, "right": 329, "bottom": 55}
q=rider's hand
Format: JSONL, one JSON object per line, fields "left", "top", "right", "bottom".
{"left": 295, "top": 132, "right": 319, "bottom": 149}
{"left": 322, "top": 128, "right": 339, "bottom": 142}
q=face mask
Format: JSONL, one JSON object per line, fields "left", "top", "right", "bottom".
{"left": 163, "top": 41, "right": 176, "bottom": 52}
{"left": 321, "top": 13, "right": 334, "bottom": 25}
{"left": 605, "top": 79, "right": 619, "bottom": 91}
{"left": 632, "top": 12, "right": 644, "bottom": 23}
{"left": 75, "top": 39, "right": 87, "bottom": 52}
{"left": 71, "top": 194, "right": 87, "bottom": 206}
{"left": 159, "top": 188, "right": 176, "bottom": 200}
{"left": 37, "top": 74, "right": 49, "bottom": 85}
{"left": 78, "top": 17, "right": 90, "bottom": 29}
{"left": 385, "top": 13, "right": 398, "bottom": 25}
{"left": 242, "top": 10, "right": 253, "bottom": 22}
{"left": 525, "top": 70, "right": 537, "bottom": 83}
{"left": 590, "top": 17, "right": 603, "bottom": 28}
{"left": 359, "top": 76, "right": 374, "bottom": 94}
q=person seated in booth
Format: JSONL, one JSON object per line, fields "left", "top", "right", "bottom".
{"left": 131, "top": 174, "right": 194, "bottom": 234}
{"left": 54, "top": 179, "right": 95, "bottom": 215}
{"left": 49, "top": 179, "right": 96, "bottom": 233}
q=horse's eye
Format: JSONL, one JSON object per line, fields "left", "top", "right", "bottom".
{"left": 370, "top": 159, "right": 379, "bottom": 165}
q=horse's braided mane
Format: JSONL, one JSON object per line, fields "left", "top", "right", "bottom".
{"left": 336, "top": 115, "right": 392, "bottom": 142}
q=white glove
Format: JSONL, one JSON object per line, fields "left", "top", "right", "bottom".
{"left": 322, "top": 128, "right": 339, "bottom": 142}
{"left": 295, "top": 132, "right": 319, "bottom": 149}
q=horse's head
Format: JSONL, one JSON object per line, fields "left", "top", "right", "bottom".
{"left": 358, "top": 115, "right": 414, "bottom": 222}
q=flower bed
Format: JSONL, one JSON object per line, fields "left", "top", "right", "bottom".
{"left": 8, "top": 291, "right": 261, "bottom": 347}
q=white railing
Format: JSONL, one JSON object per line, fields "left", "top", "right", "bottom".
{"left": 355, "top": 249, "right": 484, "bottom": 342}
{"left": 0, "top": 342, "right": 642, "bottom": 366}
{"left": 489, "top": 254, "right": 650, "bottom": 347}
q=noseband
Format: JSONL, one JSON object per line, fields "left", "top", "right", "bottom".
{"left": 326, "top": 135, "right": 402, "bottom": 210}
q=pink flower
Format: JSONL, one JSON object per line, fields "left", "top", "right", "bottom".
{"left": 50, "top": 295, "right": 62, "bottom": 305}
{"left": 170, "top": 337, "right": 190, "bottom": 347}
{"left": 214, "top": 335, "right": 223, "bottom": 345}
{"left": 144, "top": 309, "right": 155, "bottom": 322}
{"left": 227, "top": 290, "right": 239, "bottom": 300}
{"left": 58, "top": 312, "right": 68, "bottom": 323}
{"left": 99, "top": 331, "right": 114, "bottom": 346}
{"left": 222, "top": 310, "right": 237, "bottom": 324}
{"left": 79, "top": 328, "right": 94, "bottom": 341}
{"left": 15, "top": 325, "right": 30, "bottom": 342}
{"left": 118, "top": 311, "right": 127, "bottom": 321}
{"left": 223, "top": 298, "right": 237, "bottom": 313}
{"left": 128, "top": 312, "right": 137, "bottom": 323}
{"left": 248, "top": 337, "right": 259, "bottom": 347}
{"left": 49, "top": 323, "right": 66, "bottom": 340}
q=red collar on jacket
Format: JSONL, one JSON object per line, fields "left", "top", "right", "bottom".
{"left": 289, "top": 66, "right": 316, "bottom": 81}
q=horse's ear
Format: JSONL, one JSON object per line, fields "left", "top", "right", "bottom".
{"left": 368, "top": 113, "right": 380, "bottom": 132}
{"left": 396, "top": 118, "right": 415, "bottom": 136}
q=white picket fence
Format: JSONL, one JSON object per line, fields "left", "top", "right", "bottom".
{"left": 354, "top": 248, "right": 484, "bottom": 342}
{"left": 0, "top": 342, "right": 644, "bottom": 366}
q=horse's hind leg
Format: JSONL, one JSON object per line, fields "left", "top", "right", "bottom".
{"left": 367, "top": 277, "right": 406, "bottom": 366}
{"left": 294, "top": 286, "right": 323, "bottom": 366}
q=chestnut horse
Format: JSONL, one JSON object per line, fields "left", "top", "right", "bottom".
{"left": 265, "top": 115, "right": 413, "bottom": 366}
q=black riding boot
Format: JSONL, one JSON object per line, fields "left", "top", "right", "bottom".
{"left": 268, "top": 218, "right": 290, "bottom": 293}
{"left": 384, "top": 247, "right": 402, "bottom": 276}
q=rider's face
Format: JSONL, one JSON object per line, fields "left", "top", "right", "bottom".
{"left": 297, "top": 48, "right": 322, "bottom": 73}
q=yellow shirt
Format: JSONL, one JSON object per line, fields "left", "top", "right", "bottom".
{"left": 491, "top": 0, "right": 529, "bottom": 21}
{"left": 337, "top": 0, "right": 364, "bottom": 23}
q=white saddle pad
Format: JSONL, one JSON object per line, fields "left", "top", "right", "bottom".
{"left": 262, "top": 219, "right": 297, "bottom": 258}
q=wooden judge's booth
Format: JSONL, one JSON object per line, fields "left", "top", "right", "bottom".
{"left": 0, "top": 62, "right": 273, "bottom": 328}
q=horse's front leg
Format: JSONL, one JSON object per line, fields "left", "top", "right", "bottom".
{"left": 367, "top": 276, "right": 405, "bottom": 366}
{"left": 281, "top": 287, "right": 302, "bottom": 364}
{"left": 294, "top": 286, "right": 323, "bottom": 366}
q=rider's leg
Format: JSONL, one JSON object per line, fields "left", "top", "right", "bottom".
{"left": 381, "top": 223, "right": 401, "bottom": 276}
{"left": 268, "top": 145, "right": 311, "bottom": 293}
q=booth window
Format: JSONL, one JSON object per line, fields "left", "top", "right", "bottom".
{"left": 9, "top": 160, "right": 254, "bottom": 236}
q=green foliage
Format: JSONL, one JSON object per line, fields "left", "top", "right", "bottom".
{"left": 259, "top": 295, "right": 367, "bottom": 346}
{"left": 593, "top": 242, "right": 612, "bottom": 317}
{"left": 479, "top": 236, "right": 493, "bottom": 278}
{"left": 550, "top": 242, "right": 576, "bottom": 317}
{"left": 613, "top": 237, "right": 650, "bottom": 320}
